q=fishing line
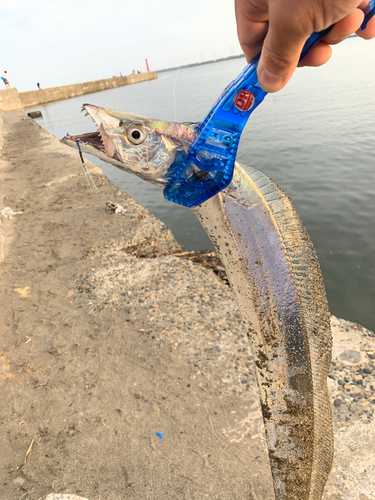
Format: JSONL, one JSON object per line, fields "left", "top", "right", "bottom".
{"left": 75, "top": 140, "right": 100, "bottom": 192}
{"left": 173, "top": 66, "right": 181, "bottom": 122}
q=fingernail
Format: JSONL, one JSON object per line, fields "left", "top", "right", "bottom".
{"left": 258, "top": 67, "right": 284, "bottom": 93}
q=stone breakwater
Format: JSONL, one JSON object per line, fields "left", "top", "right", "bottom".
{"left": 0, "top": 71, "right": 158, "bottom": 111}
{"left": 0, "top": 110, "right": 374, "bottom": 500}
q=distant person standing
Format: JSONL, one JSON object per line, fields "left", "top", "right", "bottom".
{"left": 1, "top": 71, "right": 10, "bottom": 88}
{"left": 37, "top": 82, "right": 42, "bottom": 89}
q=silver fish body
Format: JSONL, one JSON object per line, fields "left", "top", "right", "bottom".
{"left": 194, "top": 164, "right": 333, "bottom": 499}
{"left": 62, "top": 105, "right": 333, "bottom": 499}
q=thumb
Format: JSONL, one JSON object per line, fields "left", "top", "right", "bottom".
{"left": 257, "top": 10, "right": 309, "bottom": 92}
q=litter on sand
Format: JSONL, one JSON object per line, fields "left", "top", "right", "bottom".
{"left": 106, "top": 201, "right": 127, "bottom": 214}
{"left": 156, "top": 432, "right": 163, "bottom": 440}
{"left": 1, "top": 207, "right": 23, "bottom": 219}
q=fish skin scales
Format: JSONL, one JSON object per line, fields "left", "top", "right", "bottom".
{"left": 193, "top": 163, "right": 333, "bottom": 500}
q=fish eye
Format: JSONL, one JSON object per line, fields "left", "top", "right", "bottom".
{"left": 126, "top": 123, "right": 147, "bottom": 145}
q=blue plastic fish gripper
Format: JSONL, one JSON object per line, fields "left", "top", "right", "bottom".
{"left": 164, "top": 0, "right": 375, "bottom": 208}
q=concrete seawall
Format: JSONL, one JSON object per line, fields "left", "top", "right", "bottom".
{"left": 0, "top": 71, "right": 157, "bottom": 111}
{"left": 0, "top": 88, "right": 24, "bottom": 112}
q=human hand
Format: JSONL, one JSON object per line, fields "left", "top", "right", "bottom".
{"left": 235, "top": 0, "right": 375, "bottom": 92}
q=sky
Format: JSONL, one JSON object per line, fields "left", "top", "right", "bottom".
{"left": 1, "top": 0, "right": 243, "bottom": 92}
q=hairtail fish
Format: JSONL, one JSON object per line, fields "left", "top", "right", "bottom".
{"left": 62, "top": 106, "right": 334, "bottom": 499}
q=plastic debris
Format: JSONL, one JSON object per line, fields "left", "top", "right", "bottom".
{"left": 156, "top": 432, "right": 163, "bottom": 440}
{"left": 45, "top": 495, "right": 89, "bottom": 500}
{"left": 106, "top": 201, "right": 126, "bottom": 214}
{"left": 1, "top": 207, "right": 23, "bottom": 219}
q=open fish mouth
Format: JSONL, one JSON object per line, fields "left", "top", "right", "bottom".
{"left": 65, "top": 130, "right": 105, "bottom": 151}
{"left": 62, "top": 104, "right": 122, "bottom": 162}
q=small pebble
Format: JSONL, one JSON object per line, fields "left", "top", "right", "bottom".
{"left": 339, "top": 350, "right": 362, "bottom": 364}
{"left": 13, "top": 477, "right": 26, "bottom": 487}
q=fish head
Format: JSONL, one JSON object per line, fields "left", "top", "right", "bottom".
{"left": 62, "top": 104, "right": 196, "bottom": 187}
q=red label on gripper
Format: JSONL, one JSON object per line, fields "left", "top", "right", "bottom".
{"left": 234, "top": 90, "right": 255, "bottom": 111}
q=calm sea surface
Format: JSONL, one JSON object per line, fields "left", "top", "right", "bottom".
{"left": 29, "top": 38, "right": 375, "bottom": 330}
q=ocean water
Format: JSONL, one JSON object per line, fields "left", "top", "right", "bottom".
{"left": 29, "top": 38, "right": 375, "bottom": 331}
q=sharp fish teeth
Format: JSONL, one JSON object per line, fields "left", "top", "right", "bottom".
{"left": 98, "top": 129, "right": 105, "bottom": 146}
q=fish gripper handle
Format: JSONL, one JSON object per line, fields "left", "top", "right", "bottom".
{"left": 164, "top": 0, "right": 375, "bottom": 208}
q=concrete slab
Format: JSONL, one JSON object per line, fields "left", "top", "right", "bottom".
{"left": 0, "top": 111, "right": 374, "bottom": 500}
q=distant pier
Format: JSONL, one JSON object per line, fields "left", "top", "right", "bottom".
{"left": 0, "top": 71, "right": 158, "bottom": 111}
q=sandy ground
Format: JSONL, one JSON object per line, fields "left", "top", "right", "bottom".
{"left": 0, "top": 110, "right": 374, "bottom": 500}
